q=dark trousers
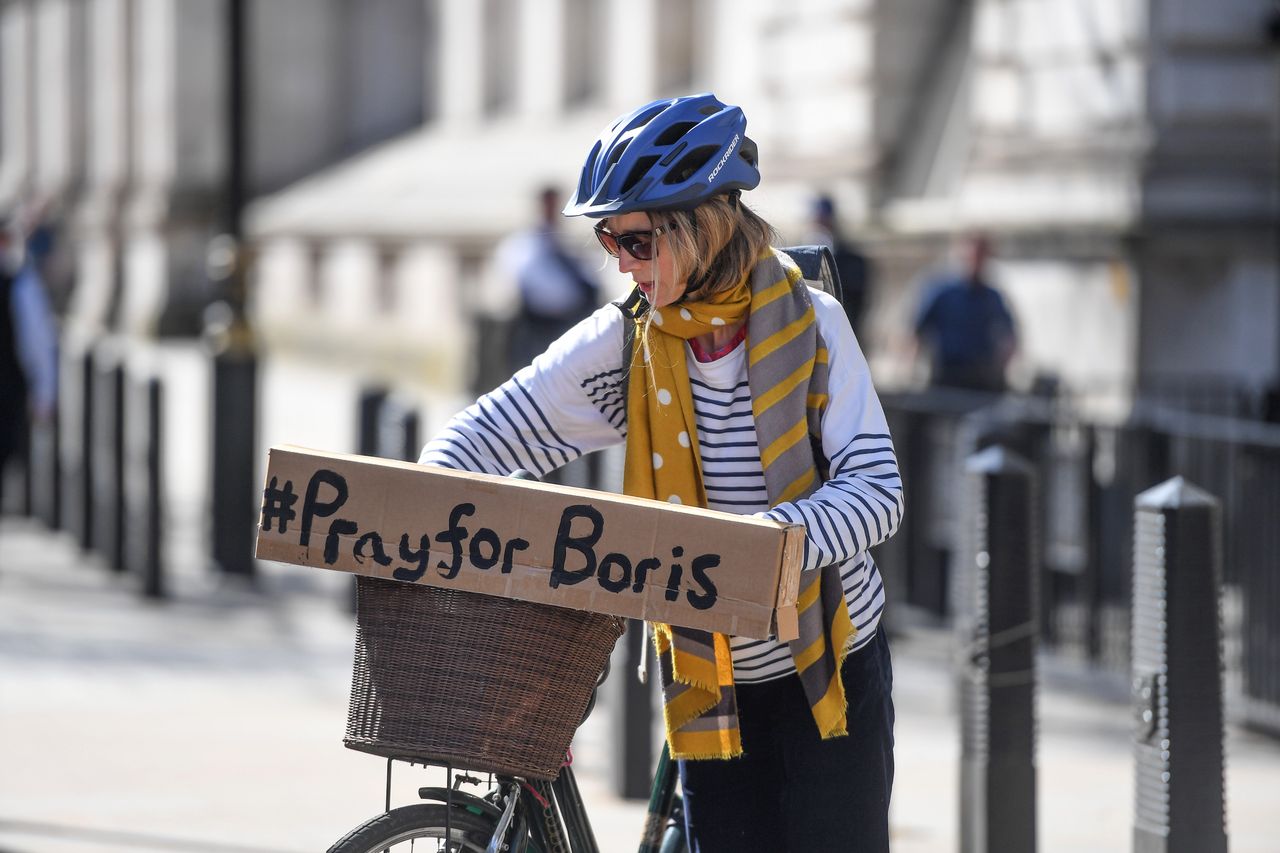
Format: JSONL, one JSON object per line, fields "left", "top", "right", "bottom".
{"left": 678, "top": 627, "right": 895, "bottom": 853}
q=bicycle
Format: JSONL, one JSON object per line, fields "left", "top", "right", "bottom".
{"left": 325, "top": 687, "right": 686, "bottom": 853}
{"left": 324, "top": 468, "right": 688, "bottom": 853}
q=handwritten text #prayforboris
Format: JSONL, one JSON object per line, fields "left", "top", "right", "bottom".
{"left": 261, "top": 468, "right": 722, "bottom": 609}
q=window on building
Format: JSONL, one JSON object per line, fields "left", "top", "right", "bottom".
{"left": 249, "top": 0, "right": 429, "bottom": 195}
{"left": 422, "top": 0, "right": 441, "bottom": 123}
{"left": 564, "top": 0, "right": 603, "bottom": 106}
{"left": 345, "top": 0, "right": 427, "bottom": 153}
{"left": 656, "top": 0, "right": 699, "bottom": 92}
{"left": 483, "top": 0, "right": 517, "bottom": 115}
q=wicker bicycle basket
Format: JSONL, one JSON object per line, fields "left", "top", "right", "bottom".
{"left": 344, "top": 576, "right": 625, "bottom": 780}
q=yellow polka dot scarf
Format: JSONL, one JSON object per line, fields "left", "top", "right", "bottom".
{"left": 623, "top": 248, "right": 854, "bottom": 760}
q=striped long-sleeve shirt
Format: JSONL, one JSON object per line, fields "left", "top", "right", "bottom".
{"left": 420, "top": 288, "right": 904, "bottom": 683}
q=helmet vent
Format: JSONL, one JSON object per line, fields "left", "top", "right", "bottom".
{"left": 621, "top": 156, "right": 660, "bottom": 194}
{"left": 580, "top": 142, "right": 601, "bottom": 191}
{"left": 658, "top": 141, "right": 688, "bottom": 167}
{"left": 664, "top": 145, "right": 719, "bottom": 185}
{"left": 625, "top": 103, "right": 667, "bottom": 132}
{"left": 606, "top": 139, "right": 631, "bottom": 168}
{"left": 699, "top": 104, "right": 720, "bottom": 116}
{"left": 654, "top": 122, "right": 695, "bottom": 146}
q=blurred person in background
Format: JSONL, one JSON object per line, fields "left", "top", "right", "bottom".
{"left": 0, "top": 214, "right": 59, "bottom": 510}
{"left": 912, "top": 233, "right": 1017, "bottom": 394}
{"left": 420, "top": 93, "right": 902, "bottom": 853}
{"left": 804, "top": 193, "right": 872, "bottom": 343}
{"left": 498, "top": 185, "right": 601, "bottom": 373}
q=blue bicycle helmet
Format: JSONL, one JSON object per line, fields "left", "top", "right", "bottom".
{"left": 563, "top": 93, "right": 760, "bottom": 218}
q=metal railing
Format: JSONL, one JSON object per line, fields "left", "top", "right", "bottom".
{"left": 878, "top": 389, "right": 1280, "bottom": 737}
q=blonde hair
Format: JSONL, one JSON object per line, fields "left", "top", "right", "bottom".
{"left": 656, "top": 193, "right": 776, "bottom": 302}
{"left": 628, "top": 194, "right": 776, "bottom": 391}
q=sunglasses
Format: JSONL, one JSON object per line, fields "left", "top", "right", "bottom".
{"left": 594, "top": 221, "right": 678, "bottom": 262}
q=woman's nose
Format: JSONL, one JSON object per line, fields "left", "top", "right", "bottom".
{"left": 618, "top": 250, "right": 640, "bottom": 275}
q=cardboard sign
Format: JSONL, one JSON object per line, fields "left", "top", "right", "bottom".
{"left": 255, "top": 446, "right": 804, "bottom": 641}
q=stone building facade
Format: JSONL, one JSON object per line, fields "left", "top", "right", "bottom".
{"left": 3, "top": 0, "right": 1278, "bottom": 444}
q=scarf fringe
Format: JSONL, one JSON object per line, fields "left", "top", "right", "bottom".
{"left": 811, "top": 621, "right": 858, "bottom": 740}
{"left": 668, "top": 744, "right": 745, "bottom": 761}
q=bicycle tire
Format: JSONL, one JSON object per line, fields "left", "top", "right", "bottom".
{"left": 326, "top": 803, "right": 528, "bottom": 853}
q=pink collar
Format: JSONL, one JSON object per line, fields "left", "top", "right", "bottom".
{"left": 688, "top": 325, "right": 748, "bottom": 363}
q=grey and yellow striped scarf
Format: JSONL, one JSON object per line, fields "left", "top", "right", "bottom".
{"left": 622, "top": 248, "right": 854, "bottom": 760}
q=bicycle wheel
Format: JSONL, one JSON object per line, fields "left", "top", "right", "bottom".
{"left": 326, "top": 803, "right": 524, "bottom": 853}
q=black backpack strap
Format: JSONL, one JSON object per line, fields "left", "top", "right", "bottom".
{"left": 780, "top": 245, "right": 844, "bottom": 305}
{"left": 779, "top": 246, "right": 841, "bottom": 480}
{"left": 613, "top": 288, "right": 647, "bottom": 410}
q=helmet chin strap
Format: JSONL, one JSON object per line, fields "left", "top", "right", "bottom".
{"left": 620, "top": 283, "right": 649, "bottom": 318}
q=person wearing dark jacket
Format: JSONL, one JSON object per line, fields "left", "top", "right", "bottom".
{"left": 0, "top": 220, "right": 58, "bottom": 509}
{"left": 913, "top": 233, "right": 1017, "bottom": 393}
{"left": 806, "top": 193, "right": 871, "bottom": 343}
{"left": 499, "top": 186, "right": 601, "bottom": 373}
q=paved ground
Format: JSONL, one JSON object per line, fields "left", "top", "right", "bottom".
{"left": 3, "top": 515, "right": 1279, "bottom": 852}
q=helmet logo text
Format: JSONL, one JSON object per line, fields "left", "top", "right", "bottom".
{"left": 707, "top": 134, "right": 740, "bottom": 183}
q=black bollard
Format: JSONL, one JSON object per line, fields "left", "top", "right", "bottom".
{"left": 608, "top": 619, "right": 654, "bottom": 800}
{"left": 959, "top": 445, "right": 1038, "bottom": 853}
{"left": 73, "top": 347, "right": 96, "bottom": 550}
{"left": 377, "top": 395, "right": 420, "bottom": 463}
{"left": 1131, "top": 477, "right": 1227, "bottom": 853}
{"left": 125, "top": 376, "right": 166, "bottom": 599}
{"left": 91, "top": 351, "right": 126, "bottom": 571}
{"left": 356, "top": 386, "right": 389, "bottom": 458}
{"left": 210, "top": 350, "right": 257, "bottom": 577}
{"left": 914, "top": 413, "right": 958, "bottom": 617}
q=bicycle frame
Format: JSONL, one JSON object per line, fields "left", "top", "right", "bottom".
{"left": 388, "top": 756, "right": 601, "bottom": 853}
{"left": 376, "top": 742, "right": 683, "bottom": 853}
{"left": 637, "top": 744, "right": 679, "bottom": 853}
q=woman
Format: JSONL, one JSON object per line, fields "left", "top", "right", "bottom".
{"left": 420, "top": 93, "right": 903, "bottom": 852}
